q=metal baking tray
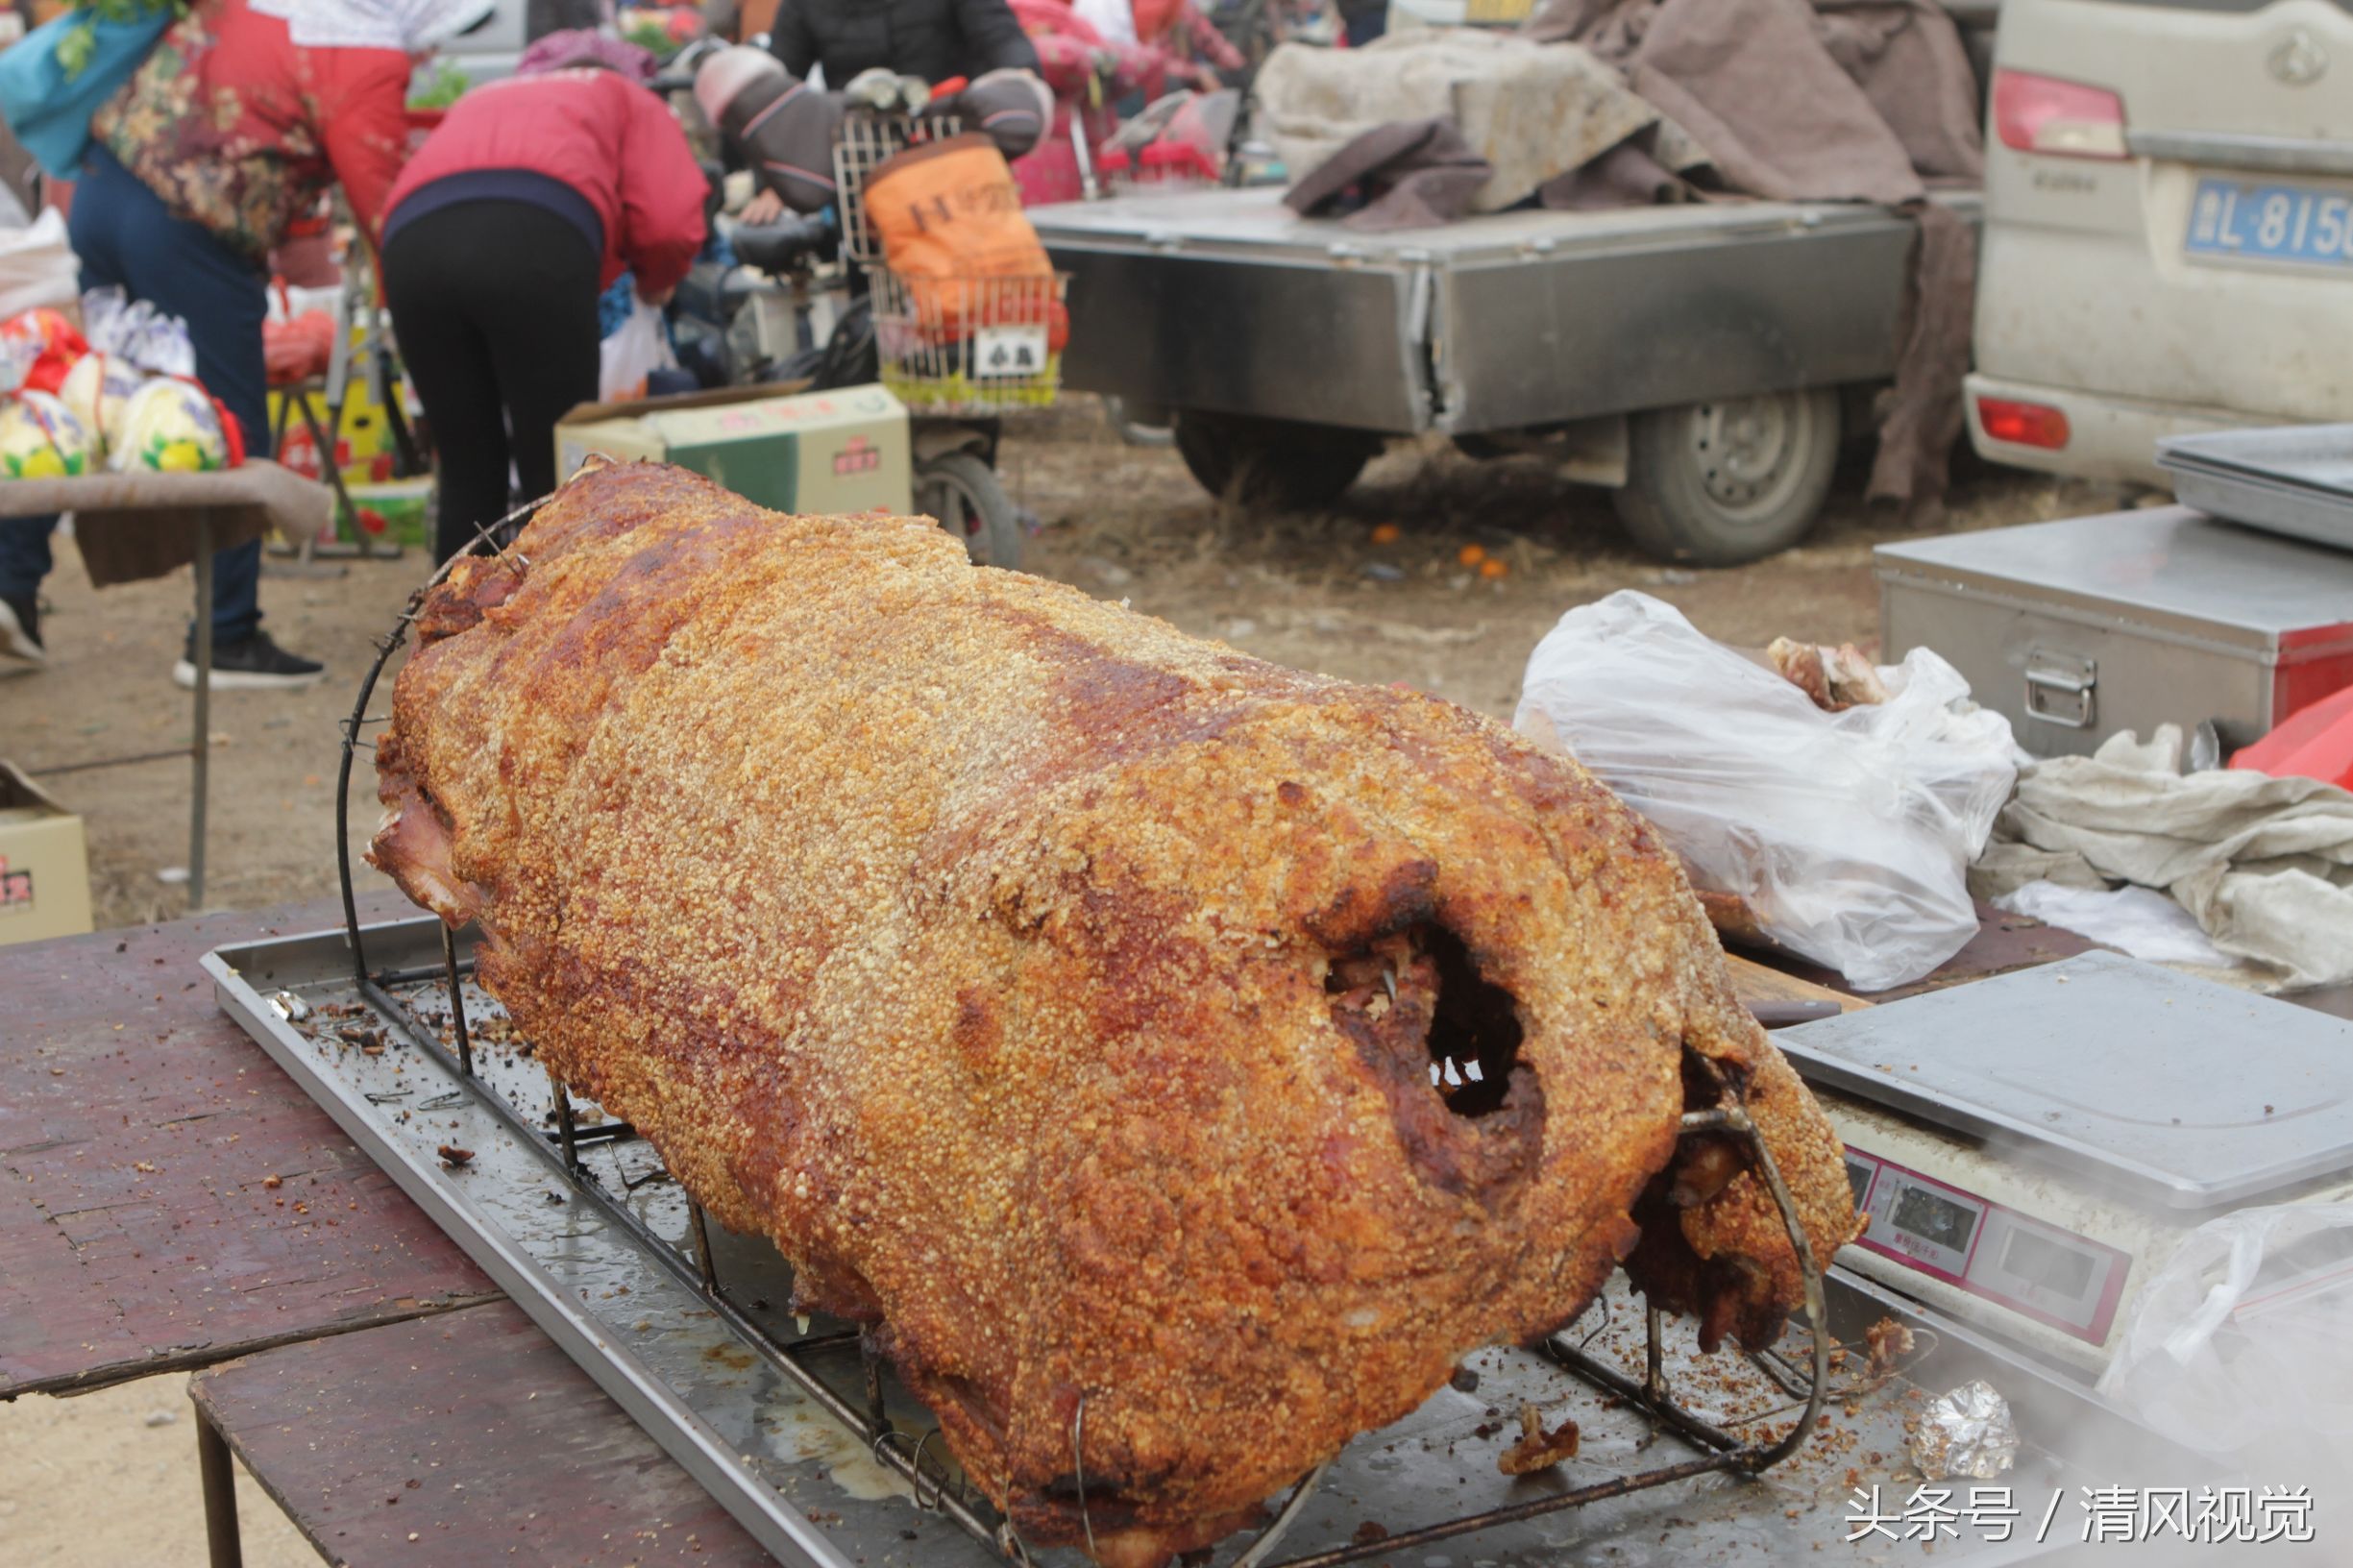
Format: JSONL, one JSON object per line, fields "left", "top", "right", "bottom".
{"left": 208, "top": 916, "right": 2219, "bottom": 1566}
{"left": 2159, "top": 425, "right": 2353, "bottom": 551}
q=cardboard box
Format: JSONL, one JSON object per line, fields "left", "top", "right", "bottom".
{"left": 555, "top": 383, "right": 913, "bottom": 517}
{"left": 0, "top": 761, "right": 92, "bottom": 944}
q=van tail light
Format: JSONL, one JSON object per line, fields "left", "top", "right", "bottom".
{"left": 1992, "top": 69, "right": 2127, "bottom": 160}
{"left": 1978, "top": 397, "right": 2071, "bottom": 451}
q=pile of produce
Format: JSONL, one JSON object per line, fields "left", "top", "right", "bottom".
{"left": 0, "top": 288, "right": 240, "bottom": 476}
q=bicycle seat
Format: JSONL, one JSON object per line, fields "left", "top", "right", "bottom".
{"left": 731, "top": 213, "right": 836, "bottom": 273}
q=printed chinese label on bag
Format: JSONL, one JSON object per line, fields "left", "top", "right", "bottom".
{"left": 973, "top": 324, "right": 1048, "bottom": 380}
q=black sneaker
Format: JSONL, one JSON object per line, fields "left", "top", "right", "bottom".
{"left": 173, "top": 629, "right": 326, "bottom": 690}
{"left": 0, "top": 593, "right": 40, "bottom": 674}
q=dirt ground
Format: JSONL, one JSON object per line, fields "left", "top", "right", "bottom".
{"left": 0, "top": 1381, "right": 317, "bottom": 1567}
{"left": 0, "top": 402, "right": 2111, "bottom": 1563}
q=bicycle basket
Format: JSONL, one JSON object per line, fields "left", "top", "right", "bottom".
{"left": 865, "top": 268, "right": 1066, "bottom": 414}
{"left": 832, "top": 110, "right": 965, "bottom": 266}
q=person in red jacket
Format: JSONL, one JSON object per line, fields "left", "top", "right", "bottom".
{"left": 0, "top": 0, "right": 493, "bottom": 689}
{"left": 382, "top": 60, "right": 709, "bottom": 563}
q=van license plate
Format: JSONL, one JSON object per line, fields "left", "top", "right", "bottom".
{"left": 2185, "top": 178, "right": 2353, "bottom": 270}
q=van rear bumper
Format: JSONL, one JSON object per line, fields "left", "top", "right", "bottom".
{"left": 1963, "top": 373, "right": 2271, "bottom": 491}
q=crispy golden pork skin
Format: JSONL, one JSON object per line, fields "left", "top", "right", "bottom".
{"left": 369, "top": 461, "right": 1856, "bottom": 1568}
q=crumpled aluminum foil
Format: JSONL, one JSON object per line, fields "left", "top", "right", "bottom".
{"left": 1910, "top": 1379, "right": 2020, "bottom": 1480}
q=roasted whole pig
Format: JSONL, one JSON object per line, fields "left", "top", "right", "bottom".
{"left": 369, "top": 461, "right": 1859, "bottom": 1568}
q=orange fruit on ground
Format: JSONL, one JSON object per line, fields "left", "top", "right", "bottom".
{"left": 1369, "top": 522, "right": 1402, "bottom": 544}
{"left": 1480, "top": 557, "right": 1508, "bottom": 579}
{"left": 1458, "top": 544, "right": 1486, "bottom": 566}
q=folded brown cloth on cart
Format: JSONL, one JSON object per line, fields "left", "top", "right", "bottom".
{"left": 1526, "top": 0, "right": 1982, "bottom": 525}
{"left": 1284, "top": 116, "right": 1495, "bottom": 232}
{"left": 1537, "top": 127, "right": 1695, "bottom": 210}
{"left": 0, "top": 460, "right": 325, "bottom": 587}
{"left": 1259, "top": 30, "right": 1659, "bottom": 215}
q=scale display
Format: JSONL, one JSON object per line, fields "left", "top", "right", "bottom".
{"left": 1845, "top": 1146, "right": 2134, "bottom": 1345}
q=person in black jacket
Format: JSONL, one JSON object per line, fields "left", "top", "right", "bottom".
{"left": 768, "top": 0, "right": 1041, "bottom": 88}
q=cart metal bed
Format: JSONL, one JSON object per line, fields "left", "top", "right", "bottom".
{"left": 1034, "top": 186, "right": 1978, "bottom": 440}
{"left": 1030, "top": 186, "right": 1981, "bottom": 563}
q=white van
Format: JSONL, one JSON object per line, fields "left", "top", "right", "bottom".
{"left": 1969, "top": 0, "right": 2353, "bottom": 487}
{"left": 430, "top": 0, "right": 529, "bottom": 86}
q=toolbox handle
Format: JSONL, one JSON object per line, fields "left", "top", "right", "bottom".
{"left": 2024, "top": 651, "right": 2097, "bottom": 729}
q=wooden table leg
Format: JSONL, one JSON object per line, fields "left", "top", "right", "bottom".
{"left": 195, "top": 1404, "right": 245, "bottom": 1568}
{"left": 189, "top": 513, "right": 212, "bottom": 911}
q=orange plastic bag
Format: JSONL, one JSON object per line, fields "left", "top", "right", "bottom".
{"left": 864, "top": 134, "right": 1066, "bottom": 349}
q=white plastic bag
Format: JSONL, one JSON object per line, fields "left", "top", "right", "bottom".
{"left": 599, "top": 296, "right": 676, "bottom": 404}
{"left": 2097, "top": 1203, "right": 2353, "bottom": 1471}
{"left": 1513, "top": 591, "right": 2015, "bottom": 992}
{"left": 82, "top": 284, "right": 197, "bottom": 378}
{"left": 0, "top": 208, "right": 78, "bottom": 320}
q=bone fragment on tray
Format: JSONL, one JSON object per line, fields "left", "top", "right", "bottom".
{"left": 364, "top": 459, "right": 1860, "bottom": 1568}
{"left": 1497, "top": 1403, "right": 1582, "bottom": 1476}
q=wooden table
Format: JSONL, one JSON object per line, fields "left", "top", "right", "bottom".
{"left": 190, "top": 1301, "right": 765, "bottom": 1567}
{"left": 1, "top": 895, "right": 2083, "bottom": 1567}
{"left": 0, "top": 463, "right": 331, "bottom": 909}
{"left": 0, "top": 895, "right": 767, "bottom": 1565}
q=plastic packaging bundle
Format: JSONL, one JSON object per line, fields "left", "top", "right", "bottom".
{"left": 1514, "top": 591, "right": 2016, "bottom": 992}
{"left": 82, "top": 284, "right": 197, "bottom": 379}
{"left": 59, "top": 349, "right": 149, "bottom": 452}
{"left": 111, "top": 377, "right": 232, "bottom": 473}
{"left": 0, "top": 388, "right": 94, "bottom": 477}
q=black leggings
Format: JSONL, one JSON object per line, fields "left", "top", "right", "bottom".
{"left": 384, "top": 201, "right": 602, "bottom": 563}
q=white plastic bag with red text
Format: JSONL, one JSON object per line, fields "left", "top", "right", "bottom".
{"left": 1512, "top": 591, "right": 2015, "bottom": 992}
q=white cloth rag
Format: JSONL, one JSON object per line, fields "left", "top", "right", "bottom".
{"left": 1972, "top": 726, "right": 2353, "bottom": 989}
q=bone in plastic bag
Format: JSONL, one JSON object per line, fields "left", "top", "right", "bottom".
{"left": 1513, "top": 591, "right": 2015, "bottom": 992}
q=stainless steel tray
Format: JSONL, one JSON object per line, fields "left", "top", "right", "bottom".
{"left": 2159, "top": 426, "right": 2353, "bottom": 551}
{"left": 208, "top": 916, "right": 2218, "bottom": 1566}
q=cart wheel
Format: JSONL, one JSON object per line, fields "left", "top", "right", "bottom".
{"left": 1613, "top": 388, "right": 1840, "bottom": 567}
{"left": 1172, "top": 410, "right": 1381, "bottom": 512}
{"left": 918, "top": 452, "right": 1023, "bottom": 570}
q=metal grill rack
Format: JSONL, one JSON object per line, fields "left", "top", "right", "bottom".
{"left": 279, "top": 510, "right": 1901, "bottom": 1565}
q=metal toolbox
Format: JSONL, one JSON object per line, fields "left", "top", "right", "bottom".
{"left": 1877, "top": 506, "right": 2353, "bottom": 758}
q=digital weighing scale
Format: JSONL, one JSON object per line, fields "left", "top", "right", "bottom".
{"left": 1774, "top": 951, "right": 2353, "bottom": 1377}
